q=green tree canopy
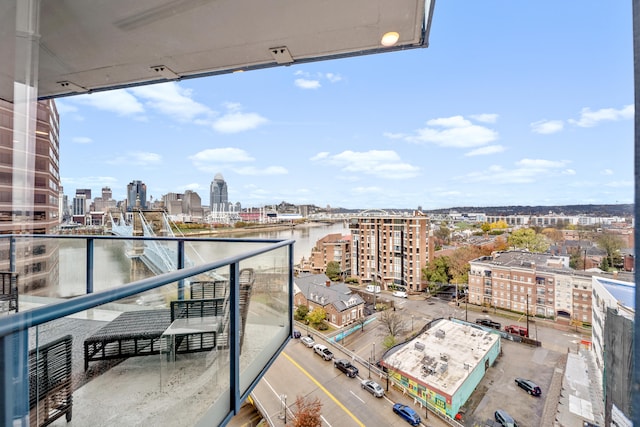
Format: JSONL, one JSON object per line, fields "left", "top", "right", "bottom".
{"left": 325, "top": 261, "right": 341, "bottom": 280}
{"left": 507, "top": 228, "right": 549, "bottom": 252}
{"left": 422, "top": 256, "right": 451, "bottom": 286}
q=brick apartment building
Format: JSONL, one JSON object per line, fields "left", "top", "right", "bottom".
{"left": 467, "top": 251, "right": 629, "bottom": 325}
{"left": 294, "top": 273, "right": 365, "bottom": 327}
{"left": 349, "top": 212, "right": 429, "bottom": 292}
{"left": 303, "top": 233, "right": 351, "bottom": 275}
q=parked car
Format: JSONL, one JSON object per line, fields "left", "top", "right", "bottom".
{"left": 476, "top": 318, "right": 502, "bottom": 329}
{"left": 366, "top": 284, "right": 381, "bottom": 293}
{"left": 301, "top": 336, "right": 315, "bottom": 347}
{"left": 334, "top": 359, "right": 359, "bottom": 378}
{"left": 494, "top": 409, "right": 518, "bottom": 427}
{"left": 392, "top": 290, "right": 407, "bottom": 298}
{"left": 514, "top": 378, "right": 541, "bottom": 396}
{"left": 393, "top": 403, "right": 421, "bottom": 426}
{"left": 313, "top": 344, "right": 334, "bottom": 361}
{"left": 505, "top": 325, "right": 528, "bottom": 336}
{"left": 361, "top": 379, "right": 384, "bottom": 397}
{"left": 292, "top": 329, "right": 301, "bottom": 338}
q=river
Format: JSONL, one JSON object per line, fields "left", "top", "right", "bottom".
{"left": 56, "top": 222, "right": 350, "bottom": 297}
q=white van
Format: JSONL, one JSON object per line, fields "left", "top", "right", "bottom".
{"left": 392, "top": 290, "right": 407, "bottom": 298}
{"left": 366, "top": 285, "right": 381, "bottom": 293}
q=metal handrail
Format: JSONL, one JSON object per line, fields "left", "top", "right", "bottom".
{"left": 0, "top": 235, "right": 294, "bottom": 338}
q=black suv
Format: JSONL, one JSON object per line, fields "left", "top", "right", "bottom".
{"left": 475, "top": 318, "right": 501, "bottom": 329}
{"left": 334, "top": 359, "right": 359, "bottom": 378}
{"left": 515, "top": 378, "right": 541, "bottom": 396}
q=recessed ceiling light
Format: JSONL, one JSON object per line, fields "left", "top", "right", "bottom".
{"left": 381, "top": 32, "right": 400, "bottom": 47}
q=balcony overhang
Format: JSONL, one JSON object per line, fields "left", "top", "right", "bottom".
{"left": 0, "top": 0, "right": 435, "bottom": 102}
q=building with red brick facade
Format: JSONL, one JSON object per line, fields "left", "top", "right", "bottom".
{"left": 349, "top": 212, "right": 429, "bottom": 292}
{"left": 294, "top": 273, "right": 365, "bottom": 327}
{"left": 304, "top": 233, "right": 351, "bottom": 275}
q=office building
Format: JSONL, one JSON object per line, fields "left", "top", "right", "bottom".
{"left": 210, "top": 173, "right": 229, "bottom": 212}
{"left": 127, "top": 180, "right": 147, "bottom": 211}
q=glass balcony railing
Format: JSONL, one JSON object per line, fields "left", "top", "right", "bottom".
{"left": 0, "top": 234, "right": 294, "bottom": 427}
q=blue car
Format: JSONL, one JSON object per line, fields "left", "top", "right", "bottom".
{"left": 393, "top": 403, "right": 421, "bottom": 426}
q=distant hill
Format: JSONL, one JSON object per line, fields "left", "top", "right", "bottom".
{"left": 329, "top": 204, "right": 634, "bottom": 217}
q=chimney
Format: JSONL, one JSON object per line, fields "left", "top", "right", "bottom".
{"left": 326, "top": 280, "right": 331, "bottom": 287}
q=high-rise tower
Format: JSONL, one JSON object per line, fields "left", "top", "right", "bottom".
{"left": 209, "top": 173, "right": 229, "bottom": 212}
{"left": 127, "top": 180, "right": 147, "bottom": 211}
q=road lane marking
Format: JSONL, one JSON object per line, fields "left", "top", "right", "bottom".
{"left": 282, "top": 352, "right": 365, "bottom": 427}
{"left": 321, "top": 415, "right": 333, "bottom": 427}
{"left": 349, "top": 390, "right": 365, "bottom": 403}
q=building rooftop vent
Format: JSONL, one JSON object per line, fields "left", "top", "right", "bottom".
{"left": 435, "top": 329, "right": 446, "bottom": 339}
{"left": 415, "top": 342, "right": 425, "bottom": 351}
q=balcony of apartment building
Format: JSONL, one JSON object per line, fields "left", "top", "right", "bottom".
{"left": 0, "top": 234, "right": 294, "bottom": 426}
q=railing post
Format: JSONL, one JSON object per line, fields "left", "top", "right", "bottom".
{"left": 177, "top": 240, "right": 185, "bottom": 300}
{"left": 86, "top": 238, "right": 94, "bottom": 294}
{"left": 0, "top": 330, "right": 28, "bottom": 426}
{"left": 9, "top": 236, "right": 15, "bottom": 274}
{"left": 229, "top": 262, "right": 240, "bottom": 415}
{"left": 289, "top": 242, "right": 294, "bottom": 337}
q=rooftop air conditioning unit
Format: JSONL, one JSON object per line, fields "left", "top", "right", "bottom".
{"left": 415, "top": 342, "right": 425, "bottom": 351}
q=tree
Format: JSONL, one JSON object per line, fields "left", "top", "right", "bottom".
{"left": 325, "top": 261, "right": 341, "bottom": 280}
{"left": 382, "top": 335, "right": 396, "bottom": 350}
{"left": 490, "top": 220, "right": 509, "bottom": 230}
{"left": 291, "top": 395, "right": 323, "bottom": 427}
{"left": 294, "top": 305, "right": 309, "bottom": 321}
{"left": 422, "top": 256, "right": 451, "bottom": 287}
{"left": 507, "top": 228, "right": 549, "bottom": 252}
{"left": 307, "top": 307, "right": 326, "bottom": 326}
{"left": 481, "top": 222, "right": 491, "bottom": 233}
{"left": 434, "top": 222, "right": 450, "bottom": 243}
{"left": 448, "top": 246, "right": 485, "bottom": 284}
{"left": 541, "top": 227, "right": 564, "bottom": 244}
{"left": 596, "top": 232, "right": 624, "bottom": 269}
{"left": 379, "top": 310, "right": 405, "bottom": 337}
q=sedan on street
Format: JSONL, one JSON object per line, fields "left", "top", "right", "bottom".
{"left": 361, "top": 379, "right": 384, "bottom": 397}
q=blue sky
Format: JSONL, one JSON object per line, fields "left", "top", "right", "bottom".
{"left": 56, "top": 1, "right": 634, "bottom": 210}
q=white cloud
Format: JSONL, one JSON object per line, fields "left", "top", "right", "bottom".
{"left": 106, "top": 151, "right": 162, "bottom": 166}
{"left": 530, "top": 120, "right": 564, "bottom": 134}
{"left": 602, "top": 169, "right": 614, "bottom": 175}
{"left": 465, "top": 145, "right": 505, "bottom": 156}
{"left": 54, "top": 101, "right": 78, "bottom": 115}
{"left": 212, "top": 110, "right": 268, "bottom": 133}
{"left": 295, "top": 79, "right": 321, "bottom": 89}
{"left": 325, "top": 73, "right": 342, "bottom": 83}
{"left": 72, "top": 137, "right": 92, "bottom": 144}
{"left": 470, "top": 113, "right": 498, "bottom": 123}
{"left": 131, "top": 82, "right": 212, "bottom": 122}
{"left": 383, "top": 132, "right": 406, "bottom": 140}
{"left": 459, "top": 158, "right": 570, "bottom": 184}
{"left": 313, "top": 150, "right": 420, "bottom": 179}
{"left": 310, "top": 152, "right": 329, "bottom": 161}
{"left": 568, "top": 104, "right": 634, "bottom": 127}
{"left": 562, "top": 169, "right": 576, "bottom": 175}
{"left": 404, "top": 115, "right": 498, "bottom": 148}
{"left": 189, "top": 148, "right": 285, "bottom": 176}
{"left": 73, "top": 90, "right": 145, "bottom": 116}
{"left": 190, "top": 148, "right": 254, "bottom": 164}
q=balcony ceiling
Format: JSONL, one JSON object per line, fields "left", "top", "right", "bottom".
{"left": 0, "top": 0, "right": 434, "bottom": 102}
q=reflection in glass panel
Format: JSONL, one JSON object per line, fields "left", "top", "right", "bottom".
{"left": 239, "top": 245, "right": 290, "bottom": 395}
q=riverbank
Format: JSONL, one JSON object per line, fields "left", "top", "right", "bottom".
{"left": 175, "top": 220, "right": 338, "bottom": 237}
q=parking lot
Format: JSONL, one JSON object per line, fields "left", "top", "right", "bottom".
{"left": 463, "top": 339, "right": 564, "bottom": 427}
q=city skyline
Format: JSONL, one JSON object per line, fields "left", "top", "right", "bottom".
{"left": 56, "top": 1, "right": 632, "bottom": 210}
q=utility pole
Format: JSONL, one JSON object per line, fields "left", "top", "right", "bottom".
{"left": 526, "top": 295, "right": 530, "bottom": 338}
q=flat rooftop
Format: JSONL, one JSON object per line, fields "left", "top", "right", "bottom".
{"left": 384, "top": 319, "right": 499, "bottom": 397}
